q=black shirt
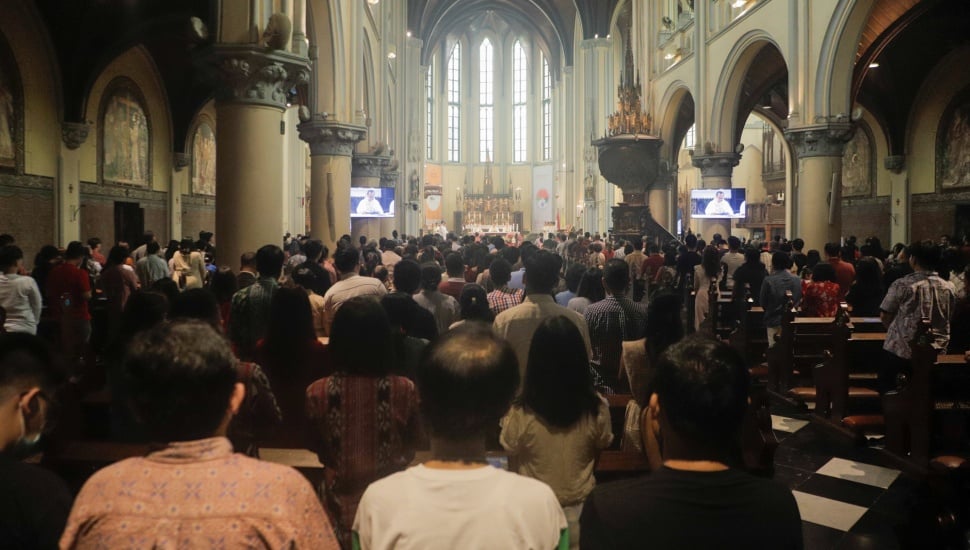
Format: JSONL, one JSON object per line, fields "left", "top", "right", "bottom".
{"left": 732, "top": 262, "right": 768, "bottom": 306}
{"left": 299, "top": 260, "right": 333, "bottom": 297}
{"left": 0, "top": 454, "right": 73, "bottom": 549}
{"left": 580, "top": 466, "right": 802, "bottom": 550}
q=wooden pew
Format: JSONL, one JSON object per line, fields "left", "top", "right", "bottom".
{"left": 883, "top": 320, "right": 970, "bottom": 471}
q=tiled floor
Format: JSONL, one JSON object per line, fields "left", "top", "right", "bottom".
{"left": 769, "top": 403, "right": 920, "bottom": 549}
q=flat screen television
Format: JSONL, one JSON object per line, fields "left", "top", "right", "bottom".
{"left": 350, "top": 187, "right": 395, "bottom": 218}
{"left": 689, "top": 188, "right": 746, "bottom": 219}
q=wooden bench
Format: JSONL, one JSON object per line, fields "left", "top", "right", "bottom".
{"left": 883, "top": 320, "right": 970, "bottom": 471}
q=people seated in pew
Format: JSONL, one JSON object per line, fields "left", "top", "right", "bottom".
{"left": 0, "top": 332, "right": 73, "bottom": 549}
{"left": 306, "top": 296, "right": 421, "bottom": 548}
{"left": 500, "top": 316, "right": 613, "bottom": 549}
{"left": 352, "top": 323, "right": 568, "bottom": 550}
{"left": 879, "top": 240, "right": 957, "bottom": 393}
{"left": 579, "top": 336, "right": 803, "bottom": 549}
{"left": 59, "top": 320, "right": 339, "bottom": 548}
{"left": 760, "top": 252, "right": 802, "bottom": 347}
{"left": 800, "top": 262, "right": 841, "bottom": 317}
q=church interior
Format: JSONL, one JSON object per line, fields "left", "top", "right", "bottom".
{"left": 2, "top": 0, "right": 970, "bottom": 548}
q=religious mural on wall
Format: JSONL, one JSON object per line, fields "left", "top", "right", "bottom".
{"left": 0, "top": 55, "right": 16, "bottom": 167}
{"left": 191, "top": 122, "right": 216, "bottom": 196}
{"left": 841, "top": 126, "right": 872, "bottom": 197}
{"left": 939, "top": 95, "right": 970, "bottom": 190}
{"left": 102, "top": 88, "right": 149, "bottom": 186}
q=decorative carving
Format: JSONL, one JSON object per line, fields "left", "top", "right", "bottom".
{"left": 352, "top": 153, "right": 391, "bottom": 179}
{"left": 691, "top": 152, "right": 741, "bottom": 179}
{"left": 262, "top": 13, "right": 293, "bottom": 51}
{"left": 884, "top": 155, "right": 905, "bottom": 174}
{"left": 173, "top": 152, "right": 191, "bottom": 172}
{"left": 381, "top": 170, "right": 399, "bottom": 188}
{"left": 61, "top": 122, "right": 90, "bottom": 150}
{"left": 198, "top": 45, "right": 310, "bottom": 109}
{"left": 298, "top": 118, "right": 367, "bottom": 157}
{"left": 785, "top": 123, "right": 854, "bottom": 159}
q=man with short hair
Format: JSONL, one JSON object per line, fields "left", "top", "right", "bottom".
{"left": 556, "top": 264, "right": 586, "bottom": 307}
{"left": 381, "top": 237, "right": 402, "bottom": 272}
{"left": 721, "top": 236, "right": 745, "bottom": 289}
{"left": 494, "top": 250, "right": 591, "bottom": 378}
{"left": 322, "top": 246, "right": 388, "bottom": 335}
{"left": 413, "top": 263, "right": 460, "bottom": 334}
{"left": 438, "top": 252, "right": 466, "bottom": 300}
{"left": 0, "top": 333, "right": 73, "bottom": 548}
{"left": 60, "top": 320, "right": 338, "bottom": 548}
{"left": 237, "top": 252, "right": 258, "bottom": 290}
{"left": 760, "top": 252, "right": 802, "bottom": 346}
{"left": 585, "top": 259, "right": 649, "bottom": 386}
{"left": 704, "top": 190, "right": 735, "bottom": 216}
{"left": 623, "top": 238, "right": 646, "bottom": 300}
{"left": 879, "top": 241, "right": 956, "bottom": 392}
{"left": 357, "top": 188, "right": 385, "bottom": 215}
{"left": 0, "top": 245, "right": 42, "bottom": 334}
{"left": 824, "top": 241, "right": 855, "bottom": 298}
{"left": 134, "top": 240, "right": 169, "bottom": 288}
{"left": 130, "top": 231, "right": 155, "bottom": 262}
{"left": 580, "top": 336, "right": 802, "bottom": 549}
{"left": 353, "top": 324, "right": 568, "bottom": 549}
{"left": 228, "top": 244, "right": 284, "bottom": 360}
{"left": 87, "top": 237, "right": 106, "bottom": 266}
{"left": 45, "top": 241, "right": 92, "bottom": 364}
{"left": 383, "top": 258, "right": 437, "bottom": 340}
{"left": 486, "top": 258, "right": 523, "bottom": 315}
{"left": 299, "top": 239, "right": 331, "bottom": 297}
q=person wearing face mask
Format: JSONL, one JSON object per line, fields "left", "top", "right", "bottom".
{"left": 0, "top": 332, "right": 72, "bottom": 549}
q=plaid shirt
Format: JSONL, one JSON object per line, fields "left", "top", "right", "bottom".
{"left": 488, "top": 286, "right": 524, "bottom": 315}
{"left": 584, "top": 294, "right": 648, "bottom": 377}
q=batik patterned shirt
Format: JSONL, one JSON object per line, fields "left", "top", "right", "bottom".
{"left": 59, "top": 437, "right": 338, "bottom": 549}
{"left": 881, "top": 270, "right": 956, "bottom": 359}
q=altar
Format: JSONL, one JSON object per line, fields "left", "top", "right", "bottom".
{"left": 459, "top": 194, "right": 519, "bottom": 235}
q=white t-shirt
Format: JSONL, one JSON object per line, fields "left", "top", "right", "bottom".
{"left": 353, "top": 464, "right": 567, "bottom": 550}
{"left": 0, "top": 273, "right": 42, "bottom": 334}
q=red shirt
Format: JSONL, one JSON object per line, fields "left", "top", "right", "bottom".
{"left": 642, "top": 254, "right": 666, "bottom": 281}
{"left": 438, "top": 278, "right": 466, "bottom": 300}
{"left": 45, "top": 262, "right": 91, "bottom": 320}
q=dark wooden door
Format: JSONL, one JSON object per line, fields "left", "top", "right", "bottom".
{"left": 955, "top": 205, "right": 970, "bottom": 242}
{"left": 114, "top": 201, "right": 144, "bottom": 248}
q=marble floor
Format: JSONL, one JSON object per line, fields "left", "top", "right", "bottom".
{"left": 769, "top": 402, "right": 927, "bottom": 549}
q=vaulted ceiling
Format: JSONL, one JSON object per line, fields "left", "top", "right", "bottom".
{"left": 855, "top": 0, "right": 970, "bottom": 154}
{"left": 407, "top": 0, "right": 619, "bottom": 68}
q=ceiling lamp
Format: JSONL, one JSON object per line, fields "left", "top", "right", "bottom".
{"left": 732, "top": 0, "right": 747, "bottom": 8}
{"left": 868, "top": 62, "right": 879, "bottom": 68}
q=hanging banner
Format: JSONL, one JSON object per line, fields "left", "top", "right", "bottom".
{"left": 532, "top": 164, "right": 554, "bottom": 232}
{"left": 424, "top": 165, "right": 443, "bottom": 224}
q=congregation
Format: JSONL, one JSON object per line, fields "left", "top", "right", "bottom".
{"left": 0, "top": 226, "right": 968, "bottom": 549}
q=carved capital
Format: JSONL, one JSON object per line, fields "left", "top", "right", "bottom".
{"left": 380, "top": 170, "right": 400, "bottom": 188}
{"left": 884, "top": 155, "right": 905, "bottom": 174}
{"left": 785, "top": 123, "right": 854, "bottom": 159}
{"left": 61, "top": 122, "right": 90, "bottom": 150}
{"left": 198, "top": 45, "right": 310, "bottom": 109}
{"left": 353, "top": 154, "right": 392, "bottom": 179}
{"left": 691, "top": 153, "right": 741, "bottom": 179}
{"left": 298, "top": 118, "right": 367, "bottom": 157}
{"left": 174, "top": 153, "right": 191, "bottom": 172}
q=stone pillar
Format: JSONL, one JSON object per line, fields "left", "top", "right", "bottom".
{"left": 785, "top": 124, "right": 853, "bottom": 250}
{"left": 691, "top": 152, "right": 741, "bottom": 240}
{"left": 351, "top": 153, "right": 391, "bottom": 244}
{"left": 649, "top": 167, "right": 675, "bottom": 229}
{"left": 172, "top": 152, "right": 190, "bottom": 242}
{"left": 298, "top": 118, "right": 367, "bottom": 251}
{"left": 380, "top": 168, "right": 400, "bottom": 240}
{"left": 199, "top": 45, "right": 310, "bottom": 272}
{"left": 885, "top": 155, "right": 909, "bottom": 246}
{"left": 58, "top": 122, "right": 89, "bottom": 245}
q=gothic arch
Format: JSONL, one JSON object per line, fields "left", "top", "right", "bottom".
{"left": 815, "top": 0, "right": 874, "bottom": 120}
{"left": 709, "top": 31, "right": 787, "bottom": 151}
{"left": 657, "top": 82, "right": 695, "bottom": 163}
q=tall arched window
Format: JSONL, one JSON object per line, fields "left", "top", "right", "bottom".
{"left": 426, "top": 58, "right": 434, "bottom": 160}
{"left": 541, "top": 53, "right": 551, "bottom": 161}
{"left": 479, "top": 38, "right": 494, "bottom": 162}
{"left": 512, "top": 40, "right": 528, "bottom": 162}
{"left": 447, "top": 43, "right": 461, "bottom": 162}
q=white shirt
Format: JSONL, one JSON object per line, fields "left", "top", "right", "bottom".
{"left": 705, "top": 197, "right": 735, "bottom": 216}
{"left": 321, "top": 273, "right": 388, "bottom": 335}
{"left": 0, "top": 273, "right": 42, "bottom": 334}
{"left": 413, "top": 290, "right": 460, "bottom": 335}
{"left": 353, "top": 464, "right": 567, "bottom": 550}
{"left": 357, "top": 197, "right": 384, "bottom": 215}
{"left": 493, "top": 294, "right": 592, "bottom": 380}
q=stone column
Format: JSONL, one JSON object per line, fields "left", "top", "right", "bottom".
{"left": 691, "top": 152, "right": 741, "bottom": 240}
{"left": 298, "top": 117, "right": 367, "bottom": 251}
{"left": 885, "top": 155, "right": 908, "bottom": 246}
{"left": 172, "top": 152, "right": 190, "bottom": 242}
{"left": 58, "top": 122, "right": 89, "bottom": 245}
{"left": 649, "top": 167, "right": 676, "bottom": 230}
{"left": 199, "top": 45, "right": 310, "bottom": 271}
{"left": 351, "top": 153, "right": 391, "bottom": 244}
{"left": 785, "top": 124, "right": 854, "bottom": 250}
{"left": 380, "top": 167, "right": 400, "bottom": 240}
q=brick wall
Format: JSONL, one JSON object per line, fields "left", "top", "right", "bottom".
{"left": 841, "top": 198, "right": 890, "bottom": 245}
{"left": 181, "top": 204, "right": 215, "bottom": 244}
{"left": 0, "top": 182, "right": 54, "bottom": 264}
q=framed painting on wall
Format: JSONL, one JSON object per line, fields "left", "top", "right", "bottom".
{"left": 842, "top": 124, "right": 873, "bottom": 197}
{"left": 938, "top": 90, "right": 970, "bottom": 191}
{"left": 0, "top": 32, "right": 22, "bottom": 171}
{"left": 191, "top": 122, "right": 216, "bottom": 196}
{"left": 101, "top": 82, "right": 150, "bottom": 186}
